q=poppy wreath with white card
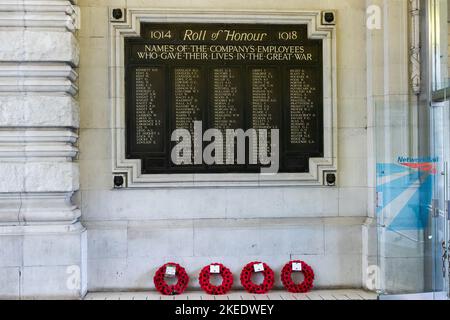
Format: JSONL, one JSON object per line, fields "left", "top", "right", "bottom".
{"left": 240, "top": 261, "right": 275, "bottom": 294}
{"left": 153, "top": 262, "right": 189, "bottom": 295}
{"left": 198, "top": 263, "right": 234, "bottom": 295}
{"left": 281, "top": 260, "right": 315, "bottom": 293}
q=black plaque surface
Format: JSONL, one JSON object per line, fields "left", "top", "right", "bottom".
{"left": 125, "top": 23, "right": 323, "bottom": 174}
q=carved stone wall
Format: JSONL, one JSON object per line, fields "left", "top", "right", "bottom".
{"left": 0, "top": 0, "right": 86, "bottom": 299}
{"left": 0, "top": 0, "right": 418, "bottom": 298}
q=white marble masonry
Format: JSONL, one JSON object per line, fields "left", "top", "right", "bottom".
{"left": 0, "top": 0, "right": 417, "bottom": 298}
{"left": 78, "top": 0, "right": 372, "bottom": 294}
{"left": 0, "top": 0, "right": 86, "bottom": 299}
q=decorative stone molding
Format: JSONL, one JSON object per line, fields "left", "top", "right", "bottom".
{"left": 0, "top": 129, "right": 78, "bottom": 159}
{"left": 110, "top": 9, "right": 338, "bottom": 188}
{"left": 0, "top": 0, "right": 85, "bottom": 299}
{"left": 0, "top": 0, "right": 78, "bottom": 30}
{"left": 0, "top": 11, "right": 77, "bottom": 30}
{"left": 0, "top": 64, "right": 78, "bottom": 94}
{"left": 0, "top": 0, "right": 77, "bottom": 14}
{"left": 0, "top": 193, "right": 80, "bottom": 224}
{"left": 0, "top": 0, "right": 80, "bottom": 222}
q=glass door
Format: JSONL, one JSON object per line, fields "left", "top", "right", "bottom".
{"left": 375, "top": 97, "right": 430, "bottom": 298}
{"left": 375, "top": 97, "right": 450, "bottom": 299}
{"left": 427, "top": 0, "right": 450, "bottom": 300}
{"left": 430, "top": 98, "right": 450, "bottom": 299}
{"left": 375, "top": 0, "right": 450, "bottom": 300}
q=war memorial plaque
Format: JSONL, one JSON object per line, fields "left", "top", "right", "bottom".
{"left": 125, "top": 23, "right": 323, "bottom": 174}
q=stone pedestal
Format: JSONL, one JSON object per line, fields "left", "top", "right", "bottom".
{"left": 0, "top": 0, "right": 86, "bottom": 299}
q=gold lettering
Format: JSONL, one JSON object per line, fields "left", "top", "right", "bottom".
{"left": 183, "top": 30, "right": 207, "bottom": 41}
{"left": 224, "top": 30, "right": 267, "bottom": 42}
{"left": 145, "top": 44, "right": 174, "bottom": 52}
{"left": 183, "top": 29, "right": 193, "bottom": 41}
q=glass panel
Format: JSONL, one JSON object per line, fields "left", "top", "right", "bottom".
{"left": 431, "top": 0, "right": 450, "bottom": 91}
{"left": 430, "top": 0, "right": 450, "bottom": 299}
{"left": 375, "top": 0, "right": 450, "bottom": 299}
{"left": 375, "top": 97, "right": 435, "bottom": 296}
{"left": 430, "top": 96, "right": 450, "bottom": 298}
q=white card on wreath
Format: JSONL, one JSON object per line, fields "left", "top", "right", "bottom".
{"left": 254, "top": 263, "right": 264, "bottom": 272}
{"left": 165, "top": 266, "right": 176, "bottom": 277}
{"left": 292, "top": 262, "right": 302, "bottom": 271}
{"left": 210, "top": 265, "right": 220, "bottom": 274}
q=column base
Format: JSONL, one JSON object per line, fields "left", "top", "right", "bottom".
{"left": 0, "top": 222, "right": 87, "bottom": 299}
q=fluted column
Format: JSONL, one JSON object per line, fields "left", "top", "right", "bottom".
{"left": 0, "top": 0, "right": 86, "bottom": 299}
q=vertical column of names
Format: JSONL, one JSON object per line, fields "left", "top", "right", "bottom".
{"left": 250, "top": 68, "right": 279, "bottom": 163}
{"left": 173, "top": 68, "right": 202, "bottom": 164}
{"left": 211, "top": 68, "right": 243, "bottom": 164}
{"left": 134, "top": 67, "right": 164, "bottom": 151}
{"left": 289, "top": 68, "right": 318, "bottom": 148}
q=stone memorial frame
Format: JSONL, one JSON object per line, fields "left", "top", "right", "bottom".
{"left": 110, "top": 9, "right": 337, "bottom": 188}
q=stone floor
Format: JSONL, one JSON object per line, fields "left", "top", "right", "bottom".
{"left": 85, "top": 289, "right": 377, "bottom": 300}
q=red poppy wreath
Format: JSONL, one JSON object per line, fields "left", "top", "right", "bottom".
{"left": 198, "top": 263, "right": 234, "bottom": 295}
{"left": 240, "top": 261, "right": 275, "bottom": 294}
{"left": 153, "top": 262, "right": 189, "bottom": 295}
{"left": 281, "top": 260, "right": 315, "bottom": 293}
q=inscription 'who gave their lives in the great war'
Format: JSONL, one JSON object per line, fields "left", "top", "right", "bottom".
{"left": 125, "top": 24, "right": 324, "bottom": 174}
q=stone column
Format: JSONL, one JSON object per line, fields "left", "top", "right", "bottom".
{"left": 0, "top": 0, "right": 86, "bottom": 299}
